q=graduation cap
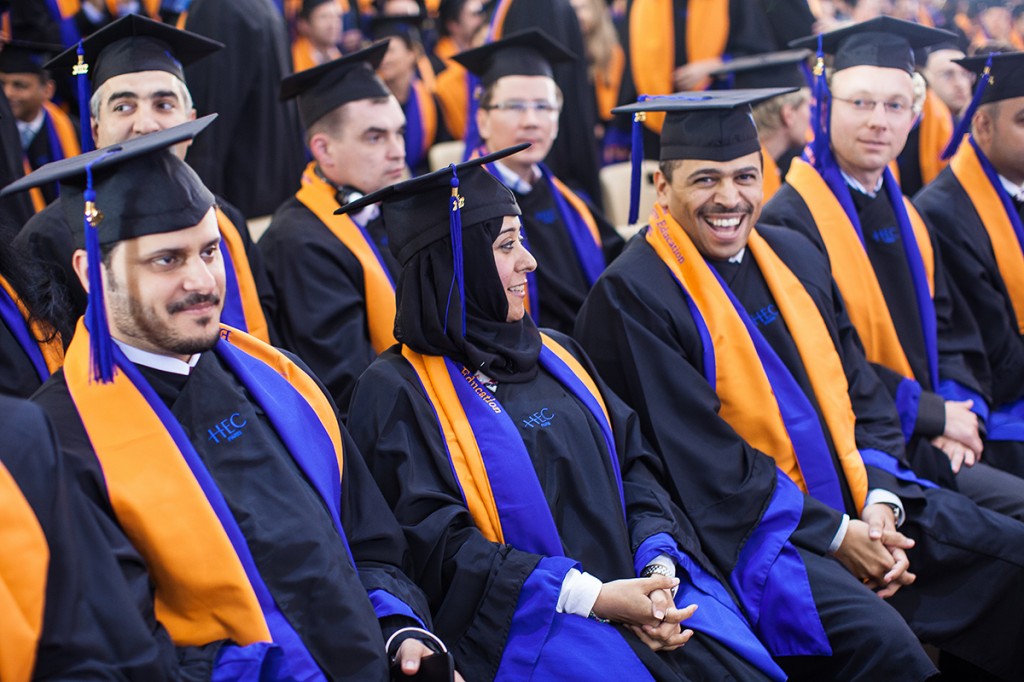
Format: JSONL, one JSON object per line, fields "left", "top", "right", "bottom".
{"left": 0, "top": 115, "right": 217, "bottom": 383}
{"left": 450, "top": 28, "right": 576, "bottom": 88}
{"left": 790, "top": 16, "right": 957, "bottom": 75}
{"left": 336, "top": 143, "right": 527, "bottom": 333}
{"left": 709, "top": 49, "right": 811, "bottom": 90}
{"left": 299, "top": 0, "right": 337, "bottom": 17}
{"left": 368, "top": 13, "right": 426, "bottom": 47}
{"left": 280, "top": 40, "right": 393, "bottom": 130}
{"left": 46, "top": 14, "right": 223, "bottom": 89}
{"left": 613, "top": 89, "right": 796, "bottom": 224}
{"left": 0, "top": 39, "right": 62, "bottom": 76}
{"left": 942, "top": 51, "right": 1024, "bottom": 158}
{"left": 913, "top": 41, "right": 964, "bottom": 68}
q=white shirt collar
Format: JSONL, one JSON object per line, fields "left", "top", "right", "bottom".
{"left": 492, "top": 159, "right": 539, "bottom": 194}
{"left": 728, "top": 248, "right": 746, "bottom": 264}
{"left": 113, "top": 338, "right": 200, "bottom": 376}
{"left": 15, "top": 109, "right": 45, "bottom": 141}
{"left": 998, "top": 174, "right": 1024, "bottom": 203}
{"left": 841, "top": 169, "right": 884, "bottom": 198}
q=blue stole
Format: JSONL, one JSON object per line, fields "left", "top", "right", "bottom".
{"left": 0, "top": 287, "right": 49, "bottom": 382}
{"left": 108, "top": 335, "right": 420, "bottom": 680}
{"left": 44, "top": 0, "right": 81, "bottom": 48}
{"left": 218, "top": 240, "right": 247, "bottom": 333}
{"left": 404, "top": 81, "right": 427, "bottom": 171}
{"left": 433, "top": 344, "right": 782, "bottom": 680}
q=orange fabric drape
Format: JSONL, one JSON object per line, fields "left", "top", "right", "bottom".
{"left": 0, "top": 274, "right": 64, "bottom": 374}
{"left": 215, "top": 208, "right": 270, "bottom": 343}
{"left": 595, "top": 42, "right": 625, "bottom": 122}
{"left": 918, "top": 89, "right": 953, "bottom": 187}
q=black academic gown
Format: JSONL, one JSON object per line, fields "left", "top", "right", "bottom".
{"left": 13, "top": 194, "right": 273, "bottom": 343}
{"left": 0, "top": 90, "right": 34, "bottom": 229}
{"left": 762, "top": 180, "right": 992, "bottom": 488}
{"left": 914, "top": 167, "right": 1024, "bottom": 479}
{"left": 347, "top": 331, "right": 772, "bottom": 682}
{"left": 182, "top": 0, "right": 307, "bottom": 218}
{"left": 25, "top": 125, "right": 62, "bottom": 205}
{"left": 0, "top": 315, "right": 47, "bottom": 398}
{"left": 32, "top": 349, "right": 431, "bottom": 681}
{"left": 259, "top": 198, "right": 400, "bottom": 421}
{"left": 513, "top": 179, "right": 622, "bottom": 335}
{"left": 0, "top": 395, "right": 180, "bottom": 680}
{"left": 575, "top": 225, "right": 1024, "bottom": 681}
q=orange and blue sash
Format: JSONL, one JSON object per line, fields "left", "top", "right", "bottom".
{"left": 404, "top": 79, "right": 437, "bottom": 171}
{"left": 0, "top": 461, "right": 49, "bottom": 682}
{"left": 296, "top": 162, "right": 397, "bottom": 354}
{"left": 216, "top": 208, "right": 271, "bottom": 344}
{"left": 403, "top": 335, "right": 785, "bottom": 680}
{"left": 65, "top": 322, "right": 418, "bottom": 679}
{"left": 950, "top": 138, "right": 1024, "bottom": 441}
{"left": 0, "top": 275, "right": 63, "bottom": 383}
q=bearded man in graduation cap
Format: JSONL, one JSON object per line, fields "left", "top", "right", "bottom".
{"left": 761, "top": 17, "right": 1024, "bottom": 520}
{"left": 7, "top": 119, "right": 455, "bottom": 681}
{"left": 914, "top": 51, "right": 1024, "bottom": 483}
{"left": 575, "top": 87, "right": 1024, "bottom": 680}
{"left": 14, "top": 14, "right": 273, "bottom": 347}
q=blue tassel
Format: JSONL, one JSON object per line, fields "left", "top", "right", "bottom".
{"left": 628, "top": 94, "right": 650, "bottom": 225}
{"left": 445, "top": 164, "right": 466, "bottom": 336}
{"left": 73, "top": 41, "right": 95, "bottom": 153}
{"left": 82, "top": 161, "right": 114, "bottom": 382}
{"left": 941, "top": 53, "right": 993, "bottom": 160}
{"left": 808, "top": 35, "right": 829, "bottom": 168}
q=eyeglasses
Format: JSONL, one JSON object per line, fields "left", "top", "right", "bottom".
{"left": 832, "top": 96, "right": 912, "bottom": 116}
{"left": 480, "top": 100, "right": 561, "bottom": 116}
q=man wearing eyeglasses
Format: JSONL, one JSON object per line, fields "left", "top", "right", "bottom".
{"left": 452, "top": 29, "right": 623, "bottom": 335}
{"left": 762, "top": 17, "right": 1024, "bottom": 519}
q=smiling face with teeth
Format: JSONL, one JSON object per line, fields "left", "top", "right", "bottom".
{"left": 492, "top": 215, "right": 538, "bottom": 322}
{"left": 654, "top": 151, "right": 764, "bottom": 260}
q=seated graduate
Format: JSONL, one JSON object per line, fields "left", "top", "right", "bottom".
{"left": 576, "top": 89, "right": 1024, "bottom": 681}
{"left": 342, "top": 146, "right": 787, "bottom": 682}
{"left": 914, "top": 51, "right": 1024, "bottom": 481}
{"left": 7, "top": 119, "right": 451, "bottom": 680}
{"left": 763, "top": 18, "right": 1024, "bottom": 519}
{"left": 0, "top": 394, "right": 177, "bottom": 680}
{"left": 15, "top": 15, "right": 273, "bottom": 345}
{"left": 451, "top": 29, "right": 622, "bottom": 336}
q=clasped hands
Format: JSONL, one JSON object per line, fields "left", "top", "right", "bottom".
{"left": 834, "top": 503, "right": 916, "bottom": 599}
{"left": 591, "top": 575, "right": 698, "bottom": 652}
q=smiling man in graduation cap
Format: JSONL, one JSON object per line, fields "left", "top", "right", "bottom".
{"left": 914, "top": 51, "right": 1024, "bottom": 483}
{"left": 261, "top": 42, "right": 408, "bottom": 422}
{"left": 576, "top": 87, "right": 1024, "bottom": 681}
{"left": 13, "top": 14, "right": 272, "bottom": 346}
{"left": 7, "top": 118, "right": 453, "bottom": 681}
{"left": 454, "top": 28, "right": 622, "bottom": 336}
{"left": 761, "top": 18, "right": 1024, "bottom": 524}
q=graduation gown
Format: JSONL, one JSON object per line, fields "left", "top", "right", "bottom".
{"left": 32, "top": 343, "right": 431, "bottom": 680}
{"left": 24, "top": 103, "right": 81, "bottom": 207}
{"left": 260, "top": 195, "right": 400, "bottom": 421}
{"left": 575, "top": 224, "right": 1024, "bottom": 680}
{"left": 0, "top": 89, "right": 34, "bottom": 229}
{"left": 0, "top": 395, "right": 178, "bottom": 680}
{"left": 762, "top": 177, "right": 991, "bottom": 488}
{"left": 13, "top": 194, "right": 274, "bottom": 344}
{"left": 511, "top": 175, "right": 622, "bottom": 335}
{"left": 347, "top": 332, "right": 777, "bottom": 682}
{"left": 182, "top": 0, "right": 307, "bottom": 218}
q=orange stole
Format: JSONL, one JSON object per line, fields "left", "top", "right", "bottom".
{"left": 950, "top": 140, "right": 1024, "bottom": 335}
{"left": 411, "top": 79, "right": 439, "bottom": 157}
{"left": 786, "top": 159, "right": 933, "bottom": 381}
{"left": 595, "top": 43, "right": 626, "bottom": 122}
{"left": 401, "top": 333, "right": 609, "bottom": 544}
{"left": 761, "top": 145, "right": 781, "bottom": 202}
{"left": 917, "top": 90, "right": 952, "bottom": 187}
{"left": 645, "top": 203, "right": 868, "bottom": 510}
{"left": 215, "top": 208, "right": 270, "bottom": 344}
{"left": 0, "top": 462, "right": 48, "bottom": 682}
{"left": 295, "top": 163, "right": 397, "bottom": 354}
{"left": 435, "top": 63, "right": 469, "bottom": 140}
{"left": 629, "top": 0, "right": 728, "bottom": 133}
{"left": 64, "top": 322, "right": 345, "bottom": 648}
{"left": 487, "top": 0, "right": 514, "bottom": 39}
{"left": 0, "top": 275, "right": 63, "bottom": 374}
{"left": 42, "top": 101, "right": 81, "bottom": 159}
{"left": 291, "top": 35, "right": 318, "bottom": 73}
{"left": 22, "top": 159, "right": 45, "bottom": 214}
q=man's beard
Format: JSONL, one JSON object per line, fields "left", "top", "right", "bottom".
{"left": 116, "top": 291, "right": 223, "bottom": 356}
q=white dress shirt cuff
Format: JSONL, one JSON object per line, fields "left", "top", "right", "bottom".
{"left": 556, "top": 569, "right": 603, "bottom": 617}
{"left": 828, "top": 514, "right": 850, "bottom": 554}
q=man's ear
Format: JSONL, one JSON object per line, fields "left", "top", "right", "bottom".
{"left": 72, "top": 248, "right": 90, "bottom": 293}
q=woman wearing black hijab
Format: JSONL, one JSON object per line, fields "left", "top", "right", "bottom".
{"left": 342, "top": 147, "right": 782, "bottom": 682}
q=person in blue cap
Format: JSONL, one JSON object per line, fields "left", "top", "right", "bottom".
{"left": 8, "top": 118, "right": 455, "bottom": 681}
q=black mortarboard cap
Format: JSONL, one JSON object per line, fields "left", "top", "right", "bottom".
{"left": 914, "top": 40, "right": 963, "bottom": 67}
{"left": 451, "top": 28, "right": 576, "bottom": 88}
{"left": 300, "top": 0, "right": 336, "bottom": 17}
{"left": 709, "top": 49, "right": 811, "bottom": 89}
{"left": 1, "top": 115, "right": 216, "bottom": 244}
{"left": 954, "top": 52, "right": 1024, "bottom": 105}
{"left": 337, "top": 143, "right": 525, "bottom": 265}
{"left": 368, "top": 13, "right": 426, "bottom": 47}
{"left": 0, "top": 39, "right": 61, "bottom": 76}
{"left": 45, "top": 14, "right": 223, "bottom": 88}
{"left": 790, "top": 16, "right": 956, "bottom": 74}
{"left": 280, "top": 41, "right": 393, "bottom": 130}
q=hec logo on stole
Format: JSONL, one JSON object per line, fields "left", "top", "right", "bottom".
{"left": 871, "top": 227, "right": 899, "bottom": 244}
{"left": 208, "top": 413, "right": 248, "bottom": 444}
{"left": 751, "top": 304, "right": 779, "bottom": 328}
{"left": 522, "top": 408, "right": 555, "bottom": 429}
